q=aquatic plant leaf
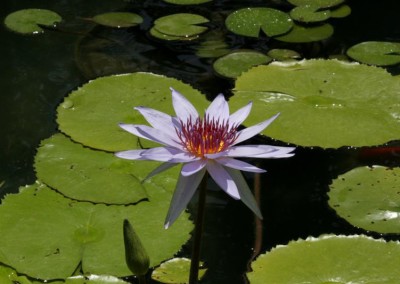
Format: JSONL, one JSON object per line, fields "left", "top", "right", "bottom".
{"left": 57, "top": 73, "right": 208, "bottom": 151}
{"left": 34, "top": 133, "right": 147, "bottom": 204}
{"left": 225, "top": 8, "right": 293, "bottom": 38}
{"left": 0, "top": 182, "right": 193, "bottom": 280}
{"left": 151, "top": 258, "right": 206, "bottom": 283}
{"left": 328, "top": 166, "right": 400, "bottom": 233}
{"left": 4, "top": 9, "right": 62, "bottom": 34}
{"left": 267, "top": 49, "right": 301, "bottom": 61}
{"left": 195, "top": 31, "right": 230, "bottom": 58}
{"left": 330, "top": 4, "right": 351, "bottom": 18}
{"left": 275, "top": 22, "right": 333, "bottom": 42}
{"left": 232, "top": 59, "right": 400, "bottom": 148}
{"left": 92, "top": 12, "right": 143, "bottom": 28}
{"left": 288, "top": 0, "right": 344, "bottom": 9}
{"left": 289, "top": 5, "right": 330, "bottom": 23}
{"left": 153, "top": 13, "right": 209, "bottom": 37}
{"left": 64, "top": 275, "right": 129, "bottom": 283}
{"left": 0, "top": 265, "right": 32, "bottom": 284}
{"left": 248, "top": 235, "right": 400, "bottom": 283}
{"left": 347, "top": 41, "right": 400, "bottom": 66}
{"left": 163, "top": 0, "right": 212, "bottom": 4}
{"left": 149, "top": 27, "right": 199, "bottom": 41}
{"left": 213, "top": 50, "right": 272, "bottom": 78}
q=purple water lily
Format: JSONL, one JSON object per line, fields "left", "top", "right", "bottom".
{"left": 116, "top": 88, "right": 295, "bottom": 228}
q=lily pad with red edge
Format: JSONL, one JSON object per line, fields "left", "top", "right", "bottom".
{"left": 232, "top": 59, "right": 400, "bottom": 148}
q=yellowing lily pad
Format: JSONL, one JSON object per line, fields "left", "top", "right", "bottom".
{"left": 0, "top": 182, "right": 192, "bottom": 280}
{"left": 328, "top": 166, "right": 400, "bottom": 234}
{"left": 151, "top": 258, "right": 206, "bottom": 283}
{"left": 153, "top": 13, "right": 209, "bottom": 38}
{"left": 232, "top": 59, "right": 400, "bottom": 148}
{"left": 275, "top": 22, "right": 333, "bottom": 43}
{"left": 213, "top": 50, "right": 272, "bottom": 78}
{"left": 4, "top": 9, "right": 62, "bottom": 35}
{"left": 57, "top": 73, "right": 208, "bottom": 151}
{"left": 248, "top": 235, "right": 400, "bottom": 283}
{"left": 92, "top": 12, "right": 143, "bottom": 28}
{"left": 225, "top": 8, "right": 293, "bottom": 38}
{"left": 34, "top": 133, "right": 148, "bottom": 204}
{"left": 347, "top": 41, "right": 400, "bottom": 66}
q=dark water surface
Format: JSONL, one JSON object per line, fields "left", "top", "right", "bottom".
{"left": 2, "top": 1, "right": 400, "bottom": 283}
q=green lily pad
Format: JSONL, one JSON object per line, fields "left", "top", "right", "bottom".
{"left": 57, "top": 73, "right": 209, "bottom": 152}
{"left": 347, "top": 41, "right": 400, "bottom": 66}
{"left": 213, "top": 50, "right": 272, "bottom": 78}
{"left": 162, "top": 0, "right": 212, "bottom": 4}
{"left": 225, "top": 8, "right": 293, "bottom": 38}
{"left": 64, "top": 275, "right": 129, "bottom": 283}
{"left": 0, "top": 265, "right": 31, "bottom": 284}
{"left": 92, "top": 12, "right": 143, "bottom": 28}
{"left": 290, "top": 5, "right": 331, "bottom": 23}
{"left": 288, "top": 0, "right": 344, "bottom": 9}
{"left": 267, "top": 49, "right": 301, "bottom": 61}
{"left": 4, "top": 9, "right": 62, "bottom": 34}
{"left": 232, "top": 59, "right": 400, "bottom": 148}
{"left": 0, "top": 182, "right": 193, "bottom": 280}
{"left": 330, "top": 4, "right": 351, "bottom": 18}
{"left": 275, "top": 22, "right": 333, "bottom": 43}
{"left": 328, "top": 166, "right": 400, "bottom": 234}
{"left": 34, "top": 133, "right": 148, "bottom": 204}
{"left": 248, "top": 235, "right": 400, "bottom": 283}
{"left": 151, "top": 258, "right": 206, "bottom": 283}
{"left": 149, "top": 27, "right": 200, "bottom": 41}
{"left": 153, "top": 13, "right": 209, "bottom": 37}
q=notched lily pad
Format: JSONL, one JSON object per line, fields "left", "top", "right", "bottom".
{"left": 232, "top": 59, "right": 400, "bottom": 148}
{"left": 248, "top": 235, "right": 400, "bottom": 283}
{"left": 153, "top": 13, "right": 209, "bottom": 38}
{"left": 151, "top": 258, "right": 206, "bottom": 283}
{"left": 290, "top": 5, "right": 331, "bottom": 23}
{"left": 275, "top": 22, "right": 333, "bottom": 43}
{"left": 347, "top": 41, "right": 400, "bottom": 66}
{"left": 225, "top": 8, "right": 293, "bottom": 38}
{"left": 35, "top": 133, "right": 147, "bottom": 204}
{"left": 4, "top": 9, "right": 62, "bottom": 34}
{"left": 0, "top": 182, "right": 193, "bottom": 280}
{"left": 330, "top": 4, "right": 351, "bottom": 18}
{"left": 92, "top": 12, "right": 143, "bottom": 28}
{"left": 328, "top": 166, "right": 400, "bottom": 234}
{"left": 213, "top": 50, "right": 272, "bottom": 78}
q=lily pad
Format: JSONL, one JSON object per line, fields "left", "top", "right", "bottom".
{"left": 248, "top": 235, "right": 400, "bottom": 283}
{"left": 4, "top": 9, "right": 62, "bottom": 34}
{"left": 275, "top": 22, "right": 333, "bottom": 43}
{"left": 267, "top": 49, "right": 301, "bottom": 61}
{"left": 287, "top": 0, "right": 344, "bottom": 9}
{"left": 0, "top": 265, "right": 31, "bottom": 284}
{"left": 232, "top": 59, "right": 400, "bottom": 148}
{"left": 151, "top": 258, "right": 206, "bottom": 283}
{"left": 92, "top": 12, "right": 143, "bottom": 28}
{"left": 347, "top": 41, "right": 400, "bottom": 66}
{"left": 163, "top": 0, "right": 212, "bottom": 4}
{"left": 330, "top": 4, "right": 351, "bottom": 18}
{"left": 34, "top": 133, "right": 148, "bottom": 204}
{"left": 225, "top": 8, "right": 293, "bottom": 38}
{"left": 57, "top": 73, "right": 208, "bottom": 151}
{"left": 153, "top": 13, "right": 209, "bottom": 37}
{"left": 149, "top": 27, "right": 200, "bottom": 41}
{"left": 328, "top": 166, "right": 400, "bottom": 234}
{"left": 289, "top": 5, "right": 331, "bottom": 23}
{"left": 213, "top": 50, "right": 272, "bottom": 78}
{"left": 0, "top": 182, "right": 193, "bottom": 280}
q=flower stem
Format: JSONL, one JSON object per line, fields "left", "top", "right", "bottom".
{"left": 189, "top": 172, "right": 208, "bottom": 284}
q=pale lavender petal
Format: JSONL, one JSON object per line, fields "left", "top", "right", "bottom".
{"left": 141, "top": 147, "right": 198, "bottom": 162}
{"left": 115, "top": 149, "right": 148, "bottom": 160}
{"left": 143, "top": 162, "right": 178, "bottom": 182}
{"left": 119, "top": 124, "right": 181, "bottom": 148}
{"left": 216, "top": 157, "right": 266, "bottom": 173}
{"left": 251, "top": 146, "right": 295, "bottom": 158}
{"left": 205, "top": 94, "right": 229, "bottom": 121}
{"left": 214, "top": 145, "right": 278, "bottom": 158}
{"left": 224, "top": 167, "right": 263, "bottom": 219}
{"left": 233, "top": 113, "right": 280, "bottom": 145}
{"left": 206, "top": 161, "right": 240, "bottom": 199}
{"left": 134, "top": 106, "right": 180, "bottom": 137}
{"left": 181, "top": 159, "right": 207, "bottom": 176}
{"left": 228, "top": 101, "right": 252, "bottom": 127}
{"left": 164, "top": 168, "right": 206, "bottom": 229}
{"left": 170, "top": 88, "right": 199, "bottom": 121}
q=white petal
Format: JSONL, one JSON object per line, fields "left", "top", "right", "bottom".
{"left": 251, "top": 146, "right": 295, "bottom": 158}
{"left": 228, "top": 101, "right": 252, "bottom": 127}
{"left": 206, "top": 161, "right": 240, "bottom": 199}
{"left": 223, "top": 145, "right": 278, "bottom": 157}
{"left": 181, "top": 160, "right": 207, "bottom": 176}
{"left": 205, "top": 94, "right": 229, "bottom": 121}
{"left": 141, "top": 147, "right": 198, "bottom": 162}
{"left": 115, "top": 149, "right": 148, "bottom": 160}
{"left": 143, "top": 162, "right": 178, "bottom": 182}
{"left": 224, "top": 167, "right": 263, "bottom": 219}
{"left": 216, "top": 157, "right": 266, "bottom": 173}
{"left": 119, "top": 124, "right": 181, "bottom": 148}
{"left": 164, "top": 168, "right": 206, "bottom": 229}
{"left": 170, "top": 88, "right": 199, "bottom": 121}
{"left": 135, "top": 106, "right": 180, "bottom": 136}
{"left": 233, "top": 113, "right": 280, "bottom": 145}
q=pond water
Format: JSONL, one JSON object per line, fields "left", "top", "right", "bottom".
{"left": 2, "top": 0, "right": 400, "bottom": 283}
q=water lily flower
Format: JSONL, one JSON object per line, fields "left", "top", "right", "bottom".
{"left": 116, "top": 88, "right": 295, "bottom": 228}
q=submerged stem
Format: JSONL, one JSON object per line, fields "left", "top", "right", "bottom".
{"left": 189, "top": 172, "right": 208, "bottom": 284}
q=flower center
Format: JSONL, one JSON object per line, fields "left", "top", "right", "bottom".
{"left": 176, "top": 115, "right": 238, "bottom": 158}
